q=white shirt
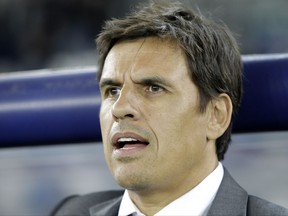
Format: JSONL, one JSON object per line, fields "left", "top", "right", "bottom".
{"left": 118, "top": 162, "right": 224, "bottom": 216}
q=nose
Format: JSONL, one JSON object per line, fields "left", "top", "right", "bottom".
{"left": 112, "top": 88, "right": 139, "bottom": 121}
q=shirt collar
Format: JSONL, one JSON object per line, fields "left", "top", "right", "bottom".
{"left": 118, "top": 162, "right": 224, "bottom": 216}
{"left": 118, "top": 190, "right": 142, "bottom": 216}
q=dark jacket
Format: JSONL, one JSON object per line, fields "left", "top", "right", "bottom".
{"left": 51, "top": 169, "right": 288, "bottom": 216}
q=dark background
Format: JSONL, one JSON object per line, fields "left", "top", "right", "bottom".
{"left": 1, "top": 0, "right": 288, "bottom": 73}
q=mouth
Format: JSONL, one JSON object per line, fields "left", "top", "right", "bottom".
{"left": 116, "top": 137, "right": 149, "bottom": 149}
{"left": 112, "top": 133, "right": 150, "bottom": 150}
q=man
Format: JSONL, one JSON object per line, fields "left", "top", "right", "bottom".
{"left": 51, "top": 1, "right": 288, "bottom": 215}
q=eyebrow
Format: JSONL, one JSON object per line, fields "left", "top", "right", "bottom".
{"left": 99, "top": 78, "right": 121, "bottom": 89}
{"left": 99, "top": 76, "right": 173, "bottom": 89}
{"left": 133, "top": 76, "right": 173, "bottom": 88}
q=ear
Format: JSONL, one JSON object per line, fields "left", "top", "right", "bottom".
{"left": 206, "top": 93, "right": 233, "bottom": 141}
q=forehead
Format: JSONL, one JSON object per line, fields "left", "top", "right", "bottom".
{"left": 101, "top": 37, "right": 188, "bottom": 79}
{"left": 113, "top": 37, "right": 180, "bottom": 54}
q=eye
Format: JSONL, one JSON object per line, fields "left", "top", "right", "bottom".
{"left": 106, "top": 86, "right": 121, "bottom": 98}
{"left": 147, "top": 85, "right": 165, "bottom": 93}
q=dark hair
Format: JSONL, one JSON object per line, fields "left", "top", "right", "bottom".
{"left": 96, "top": 0, "right": 243, "bottom": 161}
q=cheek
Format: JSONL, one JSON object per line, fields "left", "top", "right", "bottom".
{"left": 100, "top": 102, "right": 111, "bottom": 125}
{"left": 147, "top": 109, "right": 184, "bottom": 146}
{"left": 148, "top": 104, "right": 206, "bottom": 149}
{"left": 99, "top": 105, "right": 114, "bottom": 166}
{"left": 99, "top": 103, "right": 113, "bottom": 143}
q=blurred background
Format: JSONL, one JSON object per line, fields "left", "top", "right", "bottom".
{"left": 1, "top": 0, "right": 288, "bottom": 72}
{"left": 0, "top": 0, "right": 288, "bottom": 215}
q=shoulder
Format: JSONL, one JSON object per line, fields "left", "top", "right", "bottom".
{"left": 247, "top": 195, "right": 288, "bottom": 216}
{"left": 209, "top": 168, "right": 288, "bottom": 216}
{"left": 50, "top": 190, "right": 124, "bottom": 216}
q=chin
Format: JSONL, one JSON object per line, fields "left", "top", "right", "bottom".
{"left": 115, "top": 173, "right": 150, "bottom": 191}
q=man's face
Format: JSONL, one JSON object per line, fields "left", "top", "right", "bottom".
{"left": 99, "top": 37, "right": 217, "bottom": 194}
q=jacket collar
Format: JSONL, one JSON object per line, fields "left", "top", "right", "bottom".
{"left": 89, "top": 196, "right": 122, "bottom": 216}
{"left": 207, "top": 168, "right": 248, "bottom": 216}
{"left": 89, "top": 168, "right": 248, "bottom": 216}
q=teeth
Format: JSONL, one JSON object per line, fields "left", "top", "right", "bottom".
{"left": 118, "top": 137, "right": 138, "bottom": 142}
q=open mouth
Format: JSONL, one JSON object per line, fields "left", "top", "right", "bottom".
{"left": 114, "top": 137, "right": 149, "bottom": 149}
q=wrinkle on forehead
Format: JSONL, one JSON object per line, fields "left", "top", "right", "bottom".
{"left": 127, "top": 37, "right": 183, "bottom": 75}
{"left": 102, "top": 37, "right": 185, "bottom": 81}
{"left": 129, "top": 38, "right": 147, "bottom": 76}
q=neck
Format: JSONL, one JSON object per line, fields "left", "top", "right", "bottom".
{"left": 128, "top": 159, "right": 219, "bottom": 215}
